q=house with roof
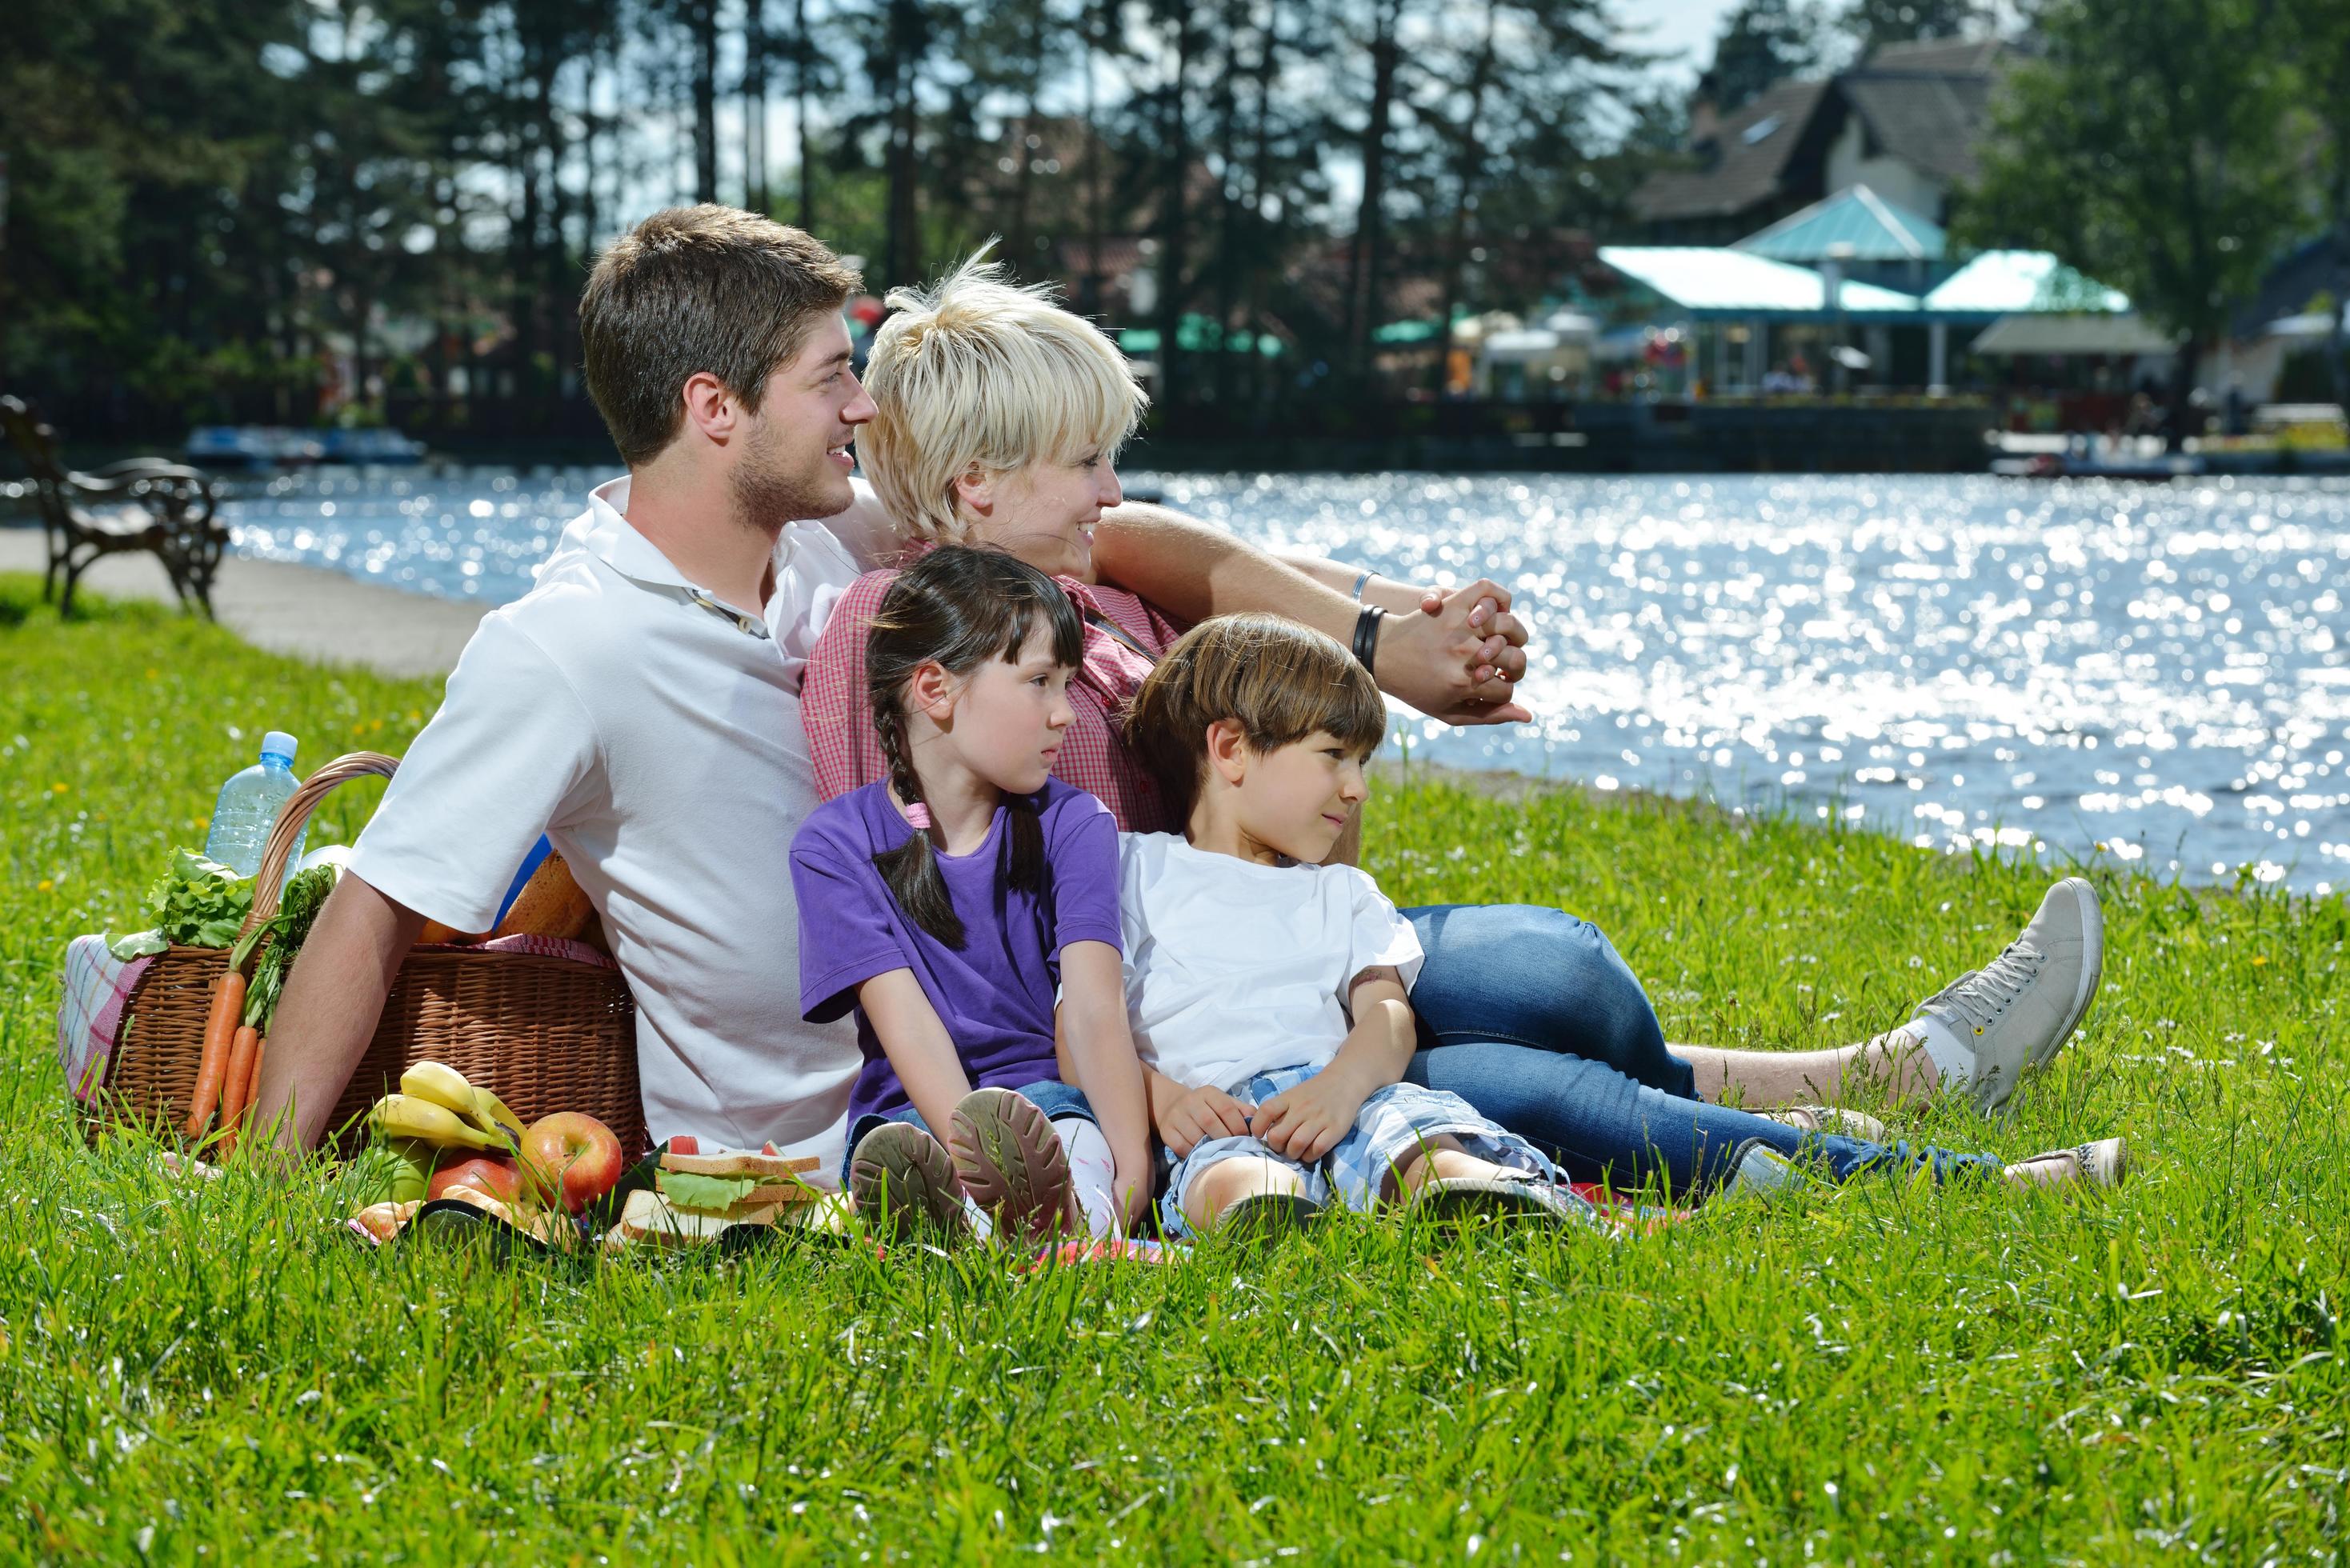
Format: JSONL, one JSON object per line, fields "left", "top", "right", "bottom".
{"left": 1632, "top": 38, "right": 2009, "bottom": 245}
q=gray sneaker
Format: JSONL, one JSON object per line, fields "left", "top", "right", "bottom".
{"left": 1764, "top": 1105, "right": 1890, "bottom": 1142}
{"left": 1716, "top": 1138, "right": 1812, "bottom": 1202}
{"left": 2008, "top": 1135, "right": 2131, "bottom": 1192}
{"left": 1909, "top": 877, "right": 2105, "bottom": 1114}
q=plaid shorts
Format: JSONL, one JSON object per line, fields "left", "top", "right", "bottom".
{"left": 1160, "top": 1062, "right": 1558, "bottom": 1238}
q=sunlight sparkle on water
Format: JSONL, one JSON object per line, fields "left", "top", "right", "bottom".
{"left": 225, "top": 468, "right": 2350, "bottom": 891}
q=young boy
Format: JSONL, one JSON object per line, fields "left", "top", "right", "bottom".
{"left": 1122, "top": 616, "right": 2129, "bottom": 1225}
{"left": 1119, "top": 614, "right": 1599, "bottom": 1235}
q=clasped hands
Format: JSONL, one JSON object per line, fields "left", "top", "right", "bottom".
{"left": 1382, "top": 578, "right": 1533, "bottom": 726}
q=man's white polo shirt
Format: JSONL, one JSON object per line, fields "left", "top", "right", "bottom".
{"left": 347, "top": 475, "right": 899, "bottom": 1174}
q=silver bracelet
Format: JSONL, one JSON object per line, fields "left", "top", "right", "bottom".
{"left": 1351, "top": 568, "right": 1375, "bottom": 602}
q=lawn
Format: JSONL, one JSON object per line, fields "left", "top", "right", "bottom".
{"left": 2, "top": 573, "right": 2344, "bottom": 1563}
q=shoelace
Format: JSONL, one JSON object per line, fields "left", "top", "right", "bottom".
{"left": 1922, "top": 941, "right": 2046, "bottom": 1031}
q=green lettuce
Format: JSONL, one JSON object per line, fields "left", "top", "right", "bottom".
{"left": 143, "top": 848, "right": 254, "bottom": 949}
{"left": 656, "top": 1170, "right": 762, "bottom": 1213}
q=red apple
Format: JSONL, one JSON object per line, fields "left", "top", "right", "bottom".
{"left": 427, "top": 1154, "right": 522, "bottom": 1206}
{"left": 521, "top": 1112, "right": 625, "bottom": 1214}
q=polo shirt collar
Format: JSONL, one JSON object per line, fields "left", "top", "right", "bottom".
{"left": 556, "top": 475, "right": 776, "bottom": 641}
{"left": 578, "top": 476, "right": 696, "bottom": 590}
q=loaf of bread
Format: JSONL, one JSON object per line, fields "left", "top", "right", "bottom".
{"left": 492, "top": 850, "right": 596, "bottom": 941}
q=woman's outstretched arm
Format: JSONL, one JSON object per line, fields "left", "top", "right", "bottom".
{"left": 1091, "top": 501, "right": 1535, "bottom": 726}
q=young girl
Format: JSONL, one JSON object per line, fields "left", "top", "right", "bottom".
{"left": 791, "top": 546, "right": 1151, "bottom": 1243}
{"left": 1119, "top": 614, "right": 2128, "bottom": 1234}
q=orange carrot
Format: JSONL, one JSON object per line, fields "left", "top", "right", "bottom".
{"left": 217, "top": 1025, "right": 262, "bottom": 1152}
{"left": 182, "top": 970, "right": 246, "bottom": 1138}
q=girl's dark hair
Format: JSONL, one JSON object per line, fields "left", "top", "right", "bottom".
{"left": 867, "top": 545, "right": 1084, "bottom": 946}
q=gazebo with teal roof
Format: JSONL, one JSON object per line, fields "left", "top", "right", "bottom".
{"left": 1732, "top": 184, "right": 1948, "bottom": 298}
{"left": 1593, "top": 183, "right": 2148, "bottom": 393}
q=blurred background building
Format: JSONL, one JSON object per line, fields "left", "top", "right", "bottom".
{"left": 2, "top": 0, "right": 2344, "bottom": 470}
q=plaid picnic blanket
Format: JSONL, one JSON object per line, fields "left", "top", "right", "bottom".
{"left": 56, "top": 934, "right": 155, "bottom": 1104}
{"left": 415, "top": 933, "right": 620, "bottom": 969}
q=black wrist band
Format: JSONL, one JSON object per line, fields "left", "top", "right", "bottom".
{"left": 1351, "top": 604, "right": 1385, "bottom": 674}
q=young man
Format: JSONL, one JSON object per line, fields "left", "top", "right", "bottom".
{"left": 248, "top": 206, "right": 1532, "bottom": 1170}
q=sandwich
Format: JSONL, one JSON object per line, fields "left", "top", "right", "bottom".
{"left": 611, "top": 1142, "right": 823, "bottom": 1246}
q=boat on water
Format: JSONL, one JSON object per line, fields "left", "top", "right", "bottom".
{"left": 186, "top": 426, "right": 322, "bottom": 467}
{"left": 1986, "top": 417, "right": 2350, "bottom": 479}
{"left": 186, "top": 426, "right": 428, "bottom": 467}
{"left": 322, "top": 427, "right": 430, "bottom": 464}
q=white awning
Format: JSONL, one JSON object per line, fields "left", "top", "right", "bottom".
{"left": 1925, "top": 250, "right": 2132, "bottom": 315}
{"left": 1483, "top": 330, "right": 1563, "bottom": 356}
{"left": 1597, "top": 246, "right": 1921, "bottom": 318}
{"left": 1969, "top": 314, "right": 2177, "bottom": 356}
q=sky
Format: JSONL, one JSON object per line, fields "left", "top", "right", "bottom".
{"left": 1635, "top": 0, "right": 1746, "bottom": 83}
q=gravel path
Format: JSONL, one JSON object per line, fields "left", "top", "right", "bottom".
{"left": 0, "top": 526, "right": 486, "bottom": 678}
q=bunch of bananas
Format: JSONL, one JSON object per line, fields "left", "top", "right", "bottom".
{"left": 366, "top": 1062, "right": 526, "bottom": 1200}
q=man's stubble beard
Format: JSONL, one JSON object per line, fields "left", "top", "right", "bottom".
{"left": 727, "top": 418, "right": 846, "bottom": 533}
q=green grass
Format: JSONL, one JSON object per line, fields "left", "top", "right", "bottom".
{"left": 2, "top": 572, "right": 2346, "bottom": 1563}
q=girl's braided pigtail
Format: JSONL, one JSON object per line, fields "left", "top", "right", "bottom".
{"left": 870, "top": 702, "right": 965, "bottom": 946}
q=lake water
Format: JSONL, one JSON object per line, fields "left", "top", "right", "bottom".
{"left": 224, "top": 467, "right": 2350, "bottom": 894}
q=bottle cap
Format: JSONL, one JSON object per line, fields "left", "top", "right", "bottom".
{"left": 262, "top": 730, "right": 299, "bottom": 765}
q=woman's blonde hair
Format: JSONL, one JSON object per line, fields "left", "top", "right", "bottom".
{"left": 1127, "top": 614, "right": 1390, "bottom": 823}
{"left": 859, "top": 250, "right": 1148, "bottom": 542}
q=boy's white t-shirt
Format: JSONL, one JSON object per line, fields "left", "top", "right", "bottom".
{"left": 346, "top": 476, "right": 901, "bottom": 1174}
{"left": 1115, "top": 831, "right": 1425, "bottom": 1093}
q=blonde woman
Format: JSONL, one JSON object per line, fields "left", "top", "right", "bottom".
{"left": 799, "top": 255, "right": 2118, "bottom": 1195}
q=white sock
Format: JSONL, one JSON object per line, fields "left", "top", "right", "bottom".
{"left": 1054, "top": 1116, "right": 1120, "bottom": 1240}
{"left": 1905, "top": 1014, "right": 1973, "bottom": 1087}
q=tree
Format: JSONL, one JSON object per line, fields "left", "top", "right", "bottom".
{"left": 1708, "top": 0, "right": 1826, "bottom": 114}
{"left": 1842, "top": 0, "right": 1983, "bottom": 53}
{"left": 1410, "top": 0, "right": 1639, "bottom": 393}
{"left": 1960, "top": 0, "right": 2300, "bottom": 448}
{"left": 837, "top": 0, "right": 957, "bottom": 289}
{"left": 961, "top": 0, "right": 1078, "bottom": 272}
{"left": 1341, "top": 0, "right": 1409, "bottom": 377}
{"left": 2284, "top": 0, "right": 2350, "bottom": 406}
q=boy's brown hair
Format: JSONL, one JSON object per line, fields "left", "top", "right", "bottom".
{"left": 579, "top": 206, "right": 863, "bottom": 466}
{"left": 1127, "top": 614, "right": 1389, "bottom": 822}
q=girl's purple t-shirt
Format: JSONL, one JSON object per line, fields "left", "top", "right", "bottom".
{"left": 791, "top": 776, "right": 1124, "bottom": 1126}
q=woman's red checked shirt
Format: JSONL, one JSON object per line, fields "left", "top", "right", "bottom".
{"left": 801, "top": 553, "right": 1190, "bottom": 833}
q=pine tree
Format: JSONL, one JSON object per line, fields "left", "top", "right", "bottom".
{"left": 1708, "top": 0, "right": 1827, "bottom": 114}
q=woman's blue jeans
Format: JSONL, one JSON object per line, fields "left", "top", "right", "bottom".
{"left": 1398, "top": 903, "right": 2002, "bottom": 1194}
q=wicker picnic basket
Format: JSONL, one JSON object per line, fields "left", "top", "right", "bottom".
{"left": 97, "top": 752, "right": 644, "bottom": 1153}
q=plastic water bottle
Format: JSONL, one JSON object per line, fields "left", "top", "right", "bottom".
{"left": 202, "top": 731, "right": 306, "bottom": 879}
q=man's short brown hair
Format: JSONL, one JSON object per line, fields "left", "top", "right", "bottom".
{"left": 580, "top": 206, "right": 863, "bottom": 466}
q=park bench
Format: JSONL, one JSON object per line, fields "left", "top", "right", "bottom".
{"left": 0, "top": 395, "right": 228, "bottom": 618}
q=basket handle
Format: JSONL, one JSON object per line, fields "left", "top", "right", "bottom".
{"left": 234, "top": 750, "right": 402, "bottom": 948}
